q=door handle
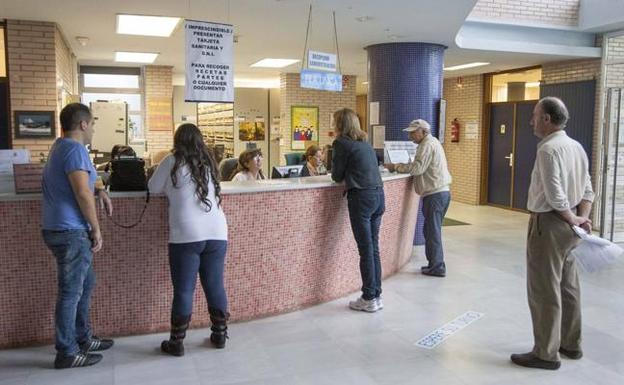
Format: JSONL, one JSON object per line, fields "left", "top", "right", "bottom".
{"left": 504, "top": 153, "right": 513, "bottom": 167}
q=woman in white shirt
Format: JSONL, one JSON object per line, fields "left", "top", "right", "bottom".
{"left": 148, "top": 123, "right": 230, "bottom": 356}
{"left": 230, "top": 148, "right": 265, "bottom": 181}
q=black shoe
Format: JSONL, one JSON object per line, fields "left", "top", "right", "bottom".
{"left": 79, "top": 336, "right": 114, "bottom": 352}
{"left": 54, "top": 351, "right": 103, "bottom": 369}
{"left": 422, "top": 268, "right": 446, "bottom": 277}
{"left": 559, "top": 347, "right": 583, "bottom": 359}
{"left": 421, "top": 265, "right": 432, "bottom": 271}
{"left": 161, "top": 339, "right": 185, "bottom": 357}
{"left": 510, "top": 352, "right": 560, "bottom": 370}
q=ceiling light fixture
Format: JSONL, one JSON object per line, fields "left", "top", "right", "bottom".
{"left": 115, "top": 51, "right": 159, "bottom": 63}
{"left": 444, "top": 62, "right": 490, "bottom": 71}
{"left": 362, "top": 81, "right": 369, "bottom": 85}
{"left": 116, "top": 14, "right": 181, "bottom": 37}
{"left": 250, "top": 58, "right": 300, "bottom": 68}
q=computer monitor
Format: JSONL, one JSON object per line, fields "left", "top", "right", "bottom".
{"left": 271, "top": 165, "right": 304, "bottom": 179}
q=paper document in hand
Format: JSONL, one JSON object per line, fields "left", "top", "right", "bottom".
{"left": 570, "top": 226, "right": 623, "bottom": 273}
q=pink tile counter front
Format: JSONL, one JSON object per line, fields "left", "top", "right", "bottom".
{"left": 0, "top": 174, "right": 418, "bottom": 349}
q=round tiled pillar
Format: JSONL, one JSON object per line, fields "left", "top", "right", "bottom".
{"left": 366, "top": 43, "right": 445, "bottom": 245}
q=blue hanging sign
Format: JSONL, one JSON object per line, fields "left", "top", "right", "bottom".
{"left": 300, "top": 69, "right": 343, "bottom": 92}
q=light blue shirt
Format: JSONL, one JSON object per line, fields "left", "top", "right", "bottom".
{"left": 42, "top": 138, "right": 96, "bottom": 230}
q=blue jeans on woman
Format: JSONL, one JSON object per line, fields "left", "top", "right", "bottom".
{"left": 42, "top": 229, "right": 95, "bottom": 357}
{"left": 347, "top": 188, "right": 385, "bottom": 301}
{"left": 422, "top": 191, "right": 451, "bottom": 273}
{"left": 168, "top": 240, "right": 228, "bottom": 317}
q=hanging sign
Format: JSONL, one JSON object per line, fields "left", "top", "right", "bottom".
{"left": 307, "top": 50, "right": 337, "bottom": 72}
{"left": 300, "top": 69, "right": 343, "bottom": 92}
{"left": 185, "top": 19, "right": 234, "bottom": 103}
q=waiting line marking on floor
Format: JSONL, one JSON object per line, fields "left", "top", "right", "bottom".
{"left": 415, "top": 311, "right": 484, "bottom": 349}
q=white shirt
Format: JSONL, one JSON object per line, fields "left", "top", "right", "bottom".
{"left": 231, "top": 171, "right": 264, "bottom": 181}
{"left": 527, "top": 130, "right": 594, "bottom": 213}
{"left": 148, "top": 154, "right": 228, "bottom": 243}
{"left": 396, "top": 134, "right": 452, "bottom": 197}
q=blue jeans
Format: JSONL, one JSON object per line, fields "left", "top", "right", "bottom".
{"left": 168, "top": 240, "right": 228, "bottom": 317}
{"left": 347, "top": 188, "right": 385, "bottom": 300}
{"left": 422, "top": 191, "right": 451, "bottom": 272}
{"left": 42, "top": 229, "right": 95, "bottom": 357}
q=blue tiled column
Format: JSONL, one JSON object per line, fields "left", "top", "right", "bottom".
{"left": 366, "top": 43, "right": 445, "bottom": 245}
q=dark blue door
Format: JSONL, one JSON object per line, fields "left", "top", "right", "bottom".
{"left": 0, "top": 83, "right": 9, "bottom": 149}
{"left": 512, "top": 102, "right": 539, "bottom": 210}
{"left": 488, "top": 104, "right": 514, "bottom": 206}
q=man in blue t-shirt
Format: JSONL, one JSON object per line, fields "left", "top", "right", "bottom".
{"left": 41, "top": 103, "right": 114, "bottom": 369}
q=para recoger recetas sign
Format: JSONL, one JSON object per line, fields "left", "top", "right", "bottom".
{"left": 185, "top": 20, "right": 234, "bottom": 103}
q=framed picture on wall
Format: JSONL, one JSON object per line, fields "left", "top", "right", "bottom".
{"left": 291, "top": 106, "right": 319, "bottom": 150}
{"left": 14, "top": 111, "right": 56, "bottom": 139}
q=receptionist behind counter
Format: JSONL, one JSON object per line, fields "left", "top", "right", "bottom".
{"left": 230, "top": 149, "right": 266, "bottom": 181}
{"left": 300, "top": 145, "right": 326, "bottom": 177}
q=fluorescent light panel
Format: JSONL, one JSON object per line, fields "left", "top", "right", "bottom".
{"left": 115, "top": 51, "right": 159, "bottom": 63}
{"left": 116, "top": 14, "right": 181, "bottom": 37}
{"left": 234, "top": 78, "right": 280, "bottom": 88}
{"left": 250, "top": 58, "right": 300, "bottom": 68}
{"left": 444, "top": 62, "right": 490, "bottom": 71}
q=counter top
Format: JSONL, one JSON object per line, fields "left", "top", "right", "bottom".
{"left": 0, "top": 173, "right": 412, "bottom": 201}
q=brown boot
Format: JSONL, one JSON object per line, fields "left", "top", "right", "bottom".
{"left": 208, "top": 307, "right": 229, "bottom": 349}
{"left": 161, "top": 314, "right": 191, "bottom": 357}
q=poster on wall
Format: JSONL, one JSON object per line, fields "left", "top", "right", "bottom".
{"left": 291, "top": 106, "right": 319, "bottom": 150}
{"left": 185, "top": 19, "right": 234, "bottom": 103}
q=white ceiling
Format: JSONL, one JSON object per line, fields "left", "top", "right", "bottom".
{"left": 0, "top": 0, "right": 604, "bottom": 93}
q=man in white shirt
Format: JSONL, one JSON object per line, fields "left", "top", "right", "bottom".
{"left": 385, "top": 119, "right": 452, "bottom": 277}
{"left": 511, "top": 97, "right": 594, "bottom": 370}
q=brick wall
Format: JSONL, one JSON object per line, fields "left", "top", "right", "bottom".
{"left": 279, "top": 73, "right": 356, "bottom": 164}
{"left": 442, "top": 75, "right": 484, "bottom": 205}
{"left": 469, "top": 0, "right": 579, "bottom": 26}
{"left": 144, "top": 65, "right": 174, "bottom": 155}
{"left": 7, "top": 20, "right": 58, "bottom": 162}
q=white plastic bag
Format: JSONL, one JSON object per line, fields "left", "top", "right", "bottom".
{"left": 569, "top": 226, "right": 624, "bottom": 273}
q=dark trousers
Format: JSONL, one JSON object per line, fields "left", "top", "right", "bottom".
{"left": 422, "top": 191, "right": 451, "bottom": 272}
{"left": 168, "top": 240, "right": 228, "bottom": 317}
{"left": 347, "top": 188, "right": 385, "bottom": 300}
{"left": 42, "top": 229, "right": 95, "bottom": 357}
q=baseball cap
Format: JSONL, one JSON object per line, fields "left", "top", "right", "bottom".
{"left": 403, "top": 119, "right": 430, "bottom": 132}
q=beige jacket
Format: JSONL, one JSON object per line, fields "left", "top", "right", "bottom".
{"left": 395, "top": 134, "right": 452, "bottom": 197}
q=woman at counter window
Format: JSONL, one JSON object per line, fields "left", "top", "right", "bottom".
{"left": 230, "top": 148, "right": 265, "bottom": 181}
{"left": 300, "top": 145, "right": 325, "bottom": 177}
{"left": 147, "top": 123, "right": 230, "bottom": 356}
{"left": 331, "top": 108, "right": 385, "bottom": 313}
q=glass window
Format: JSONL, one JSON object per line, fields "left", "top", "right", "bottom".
{"left": 0, "top": 27, "right": 6, "bottom": 78}
{"left": 128, "top": 114, "right": 144, "bottom": 141}
{"left": 83, "top": 73, "right": 139, "bottom": 89}
{"left": 82, "top": 93, "right": 142, "bottom": 111}
{"left": 490, "top": 68, "right": 542, "bottom": 103}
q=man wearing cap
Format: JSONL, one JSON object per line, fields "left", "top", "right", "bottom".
{"left": 385, "top": 119, "right": 452, "bottom": 277}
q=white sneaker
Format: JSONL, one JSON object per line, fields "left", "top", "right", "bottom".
{"left": 348, "top": 296, "right": 380, "bottom": 312}
{"left": 375, "top": 297, "right": 384, "bottom": 310}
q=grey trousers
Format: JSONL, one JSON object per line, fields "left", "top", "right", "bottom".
{"left": 526, "top": 212, "right": 582, "bottom": 361}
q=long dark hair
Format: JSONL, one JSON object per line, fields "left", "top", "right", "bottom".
{"left": 171, "top": 124, "right": 222, "bottom": 210}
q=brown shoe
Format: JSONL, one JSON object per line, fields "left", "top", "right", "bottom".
{"left": 510, "top": 352, "right": 560, "bottom": 370}
{"left": 559, "top": 347, "right": 583, "bottom": 359}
